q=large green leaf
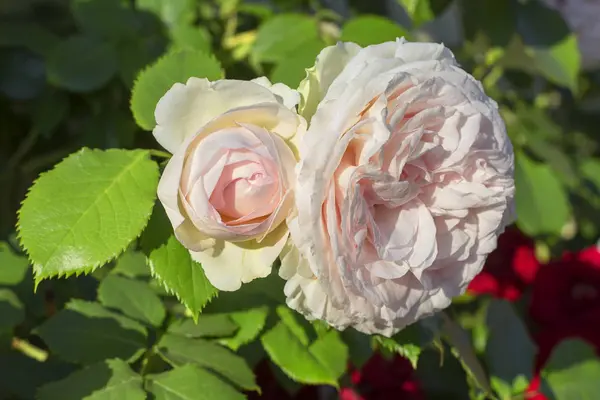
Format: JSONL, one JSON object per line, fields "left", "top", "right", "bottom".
{"left": 219, "top": 307, "right": 269, "bottom": 351}
{"left": 36, "top": 300, "right": 147, "bottom": 364}
{"left": 148, "top": 236, "right": 218, "bottom": 320}
{"left": 37, "top": 359, "right": 145, "bottom": 400}
{"left": 130, "top": 49, "right": 223, "bottom": 131}
{"left": 252, "top": 14, "right": 319, "bottom": 63}
{"left": 147, "top": 365, "right": 244, "bottom": 400}
{"left": 541, "top": 339, "right": 600, "bottom": 399}
{"left": 18, "top": 148, "right": 159, "bottom": 283}
{"left": 0, "top": 242, "right": 28, "bottom": 285}
{"left": 485, "top": 300, "right": 535, "bottom": 396}
{"left": 168, "top": 315, "right": 238, "bottom": 338}
{"left": 98, "top": 275, "right": 165, "bottom": 326}
{"left": 261, "top": 316, "right": 348, "bottom": 387}
{"left": 515, "top": 152, "right": 571, "bottom": 236}
{"left": 341, "top": 16, "right": 408, "bottom": 46}
{"left": 47, "top": 35, "right": 118, "bottom": 92}
{"left": 157, "top": 333, "right": 258, "bottom": 391}
{"left": 0, "top": 289, "right": 24, "bottom": 329}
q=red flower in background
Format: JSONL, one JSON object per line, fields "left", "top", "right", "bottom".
{"left": 468, "top": 227, "right": 540, "bottom": 301}
{"left": 343, "top": 353, "right": 424, "bottom": 400}
{"left": 525, "top": 246, "right": 600, "bottom": 399}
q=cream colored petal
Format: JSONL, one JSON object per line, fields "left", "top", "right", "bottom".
{"left": 297, "top": 42, "right": 362, "bottom": 121}
{"left": 153, "top": 78, "right": 279, "bottom": 153}
{"left": 252, "top": 77, "right": 301, "bottom": 110}
{"left": 190, "top": 224, "right": 289, "bottom": 291}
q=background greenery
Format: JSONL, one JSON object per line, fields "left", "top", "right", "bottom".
{"left": 2, "top": 0, "right": 600, "bottom": 399}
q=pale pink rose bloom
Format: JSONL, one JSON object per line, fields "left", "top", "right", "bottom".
{"left": 281, "top": 39, "right": 515, "bottom": 336}
{"left": 541, "top": 0, "right": 600, "bottom": 70}
{"left": 155, "top": 77, "right": 305, "bottom": 291}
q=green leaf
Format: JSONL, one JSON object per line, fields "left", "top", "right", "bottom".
{"left": 137, "top": 0, "right": 195, "bottom": 27}
{"left": 0, "top": 21, "right": 59, "bottom": 56}
{"left": 307, "top": 330, "right": 349, "bottom": 381}
{"left": 442, "top": 314, "right": 491, "bottom": 393}
{"left": 157, "top": 333, "right": 258, "bottom": 391}
{"left": 374, "top": 318, "right": 439, "bottom": 368}
{"left": 341, "top": 16, "right": 408, "bottom": 47}
{"left": 170, "top": 25, "right": 211, "bottom": 53}
{"left": 71, "top": 0, "right": 136, "bottom": 40}
{"left": 140, "top": 202, "right": 172, "bottom": 256}
{"left": 584, "top": 158, "right": 600, "bottom": 189}
{"left": 398, "top": 0, "right": 451, "bottom": 27}
{"left": 168, "top": 315, "right": 238, "bottom": 338}
{"left": 0, "top": 289, "right": 24, "bottom": 329}
{"left": 147, "top": 364, "right": 244, "bottom": 400}
{"left": 131, "top": 49, "right": 223, "bottom": 131}
{"left": 517, "top": 1, "right": 580, "bottom": 93}
{"left": 417, "top": 346, "right": 470, "bottom": 399}
{"left": 252, "top": 14, "right": 319, "bottom": 63}
{"left": 541, "top": 339, "right": 600, "bottom": 399}
{"left": 0, "top": 242, "right": 28, "bottom": 286}
{"left": 111, "top": 251, "right": 150, "bottom": 278}
{"left": 18, "top": 149, "right": 159, "bottom": 284}
{"left": 341, "top": 328, "right": 373, "bottom": 369}
{"left": 47, "top": 35, "right": 118, "bottom": 92}
{"left": 0, "top": 351, "right": 75, "bottom": 399}
{"left": 270, "top": 38, "right": 326, "bottom": 88}
{"left": 149, "top": 236, "right": 218, "bottom": 319}
{"left": 98, "top": 275, "right": 165, "bottom": 326}
{"left": 462, "top": 0, "right": 515, "bottom": 47}
{"left": 515, "top": 152, "right": 571, "bottom": 236}
{"left": 276, "top": 306, "right": 310, "bottom": 346}
{"left": 375, "top": 335, "right": 421, "bottom": 369}
{"left": 36, "top": 300, "right": 147, "bottom": 364}
{"left": 37, "top": 359, "right": 145, "bottom": 400}
{"left": 485, "top": 300, "right": 535, "bottom": 392}
{"left": 261, "top": 320, "right": 348, "bottom": 387}
{"left": 527, "top": 36, "right": 580, "bottom": 94}
{"left": 219, "top": 307, "right": 269, "bottom": 351}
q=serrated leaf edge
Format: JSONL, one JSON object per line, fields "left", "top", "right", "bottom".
{"left": 147, "top": 243, "right": 218, "bottom": 322}
{"left": 15, "top": 148, "right": 158, "bottom": 289}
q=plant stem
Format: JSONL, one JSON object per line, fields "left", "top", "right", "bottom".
{"left": 149, "top": 149, "right": 172, "bottom": 159}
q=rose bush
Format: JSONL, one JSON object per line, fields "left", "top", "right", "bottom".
{"left": 7, "top": 0, "right": 600, "bottom": 398}
{"left": 281, "top": 39, "right": 515, "bottom": 336}
{"left": 155, "top": 77, "right": 305, "bottom": 290}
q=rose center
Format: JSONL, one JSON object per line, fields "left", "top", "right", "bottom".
{"left": 210, "top": 156, "right": 280, "bottom": 220}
